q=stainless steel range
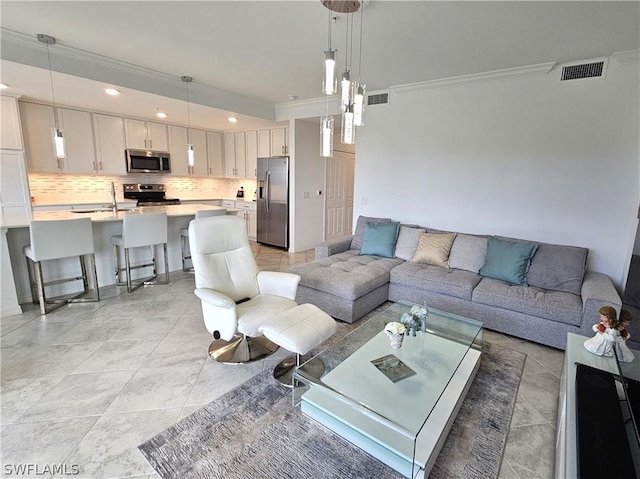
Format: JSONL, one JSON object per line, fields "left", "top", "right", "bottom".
{"left": 123, "top": 184, "right": 181, "bottom": 206}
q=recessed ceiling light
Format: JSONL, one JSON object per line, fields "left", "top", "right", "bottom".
{"left": 0, "top": 83, "right": 9, "bottom": 89}
{"left": 228, "top": 116, "right": 238, "bottom": 123}
{"left": 104, "top": 88, "right": 120, "bottom": 96}
{"left": 288, "top": 95, "right": 298, "bottom": 101}
{"left": 156, "top": 109, "right": 168, "bottom": 119}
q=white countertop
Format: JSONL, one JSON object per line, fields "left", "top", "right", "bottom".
{"left": 4, "top": 204, "right": 231, "bottom": 228}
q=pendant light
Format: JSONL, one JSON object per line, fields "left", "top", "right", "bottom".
{"left": 339, "top": 13, "right": 354, "bottom": 112}
{"left": 341, "top": 103, "right": 355, "bottom": 144}
{"left": 181, "top": 75, "right": 195, "bottom": 168}
{"left": 323, "top": 10, "right": 337, "bottom": 95}
{"left": 320, "top": 115, "right": 334, "bottom": 157}
{"left": 353, "top": 3, "right": 366, "bottom": 126}
{"left": 37, "top": 34, "right": 66, "bottom": 159}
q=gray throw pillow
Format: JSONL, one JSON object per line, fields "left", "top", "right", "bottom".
{"left": 394, "top": 226, "right": 426, "bottom": 261}
{"left": 351, "top": 216, "right": 392, "bottom": 250}
{"left": 527, "top": 243, "right": 587, "bottom": 295}
{"left": 449, "top": 234, "right": 488, "bottom": 273}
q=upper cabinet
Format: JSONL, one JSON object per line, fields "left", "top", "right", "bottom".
{"left": 245, "top": 130, "right": 258, "bottom": 179}
{"left": 57, "top": 108, "right": 96, "bottom": 174}
{"left": 20, "top": 102, "right": 58, "bottom": 172}
{"left": 270, "top": 127, "right": 288, "bottom": 156}
{"left": 93, "top": 114, "right": 127, "bottom": 175}
{"left": 168, "top": 125, "right": 208, "bottom": 177}
{"left": 256, "top": 127, "right": 289, "bottom": 157}
{"left": 223, "top": 132, "right": 247, "bottom": 177}
{"left": 124, "top": 119, "right": 168, "bottom": 152}
{"left": 1, "top": 96, "right": 23, "bottom": 150}
{"left": 206, "top": 131, "right": 223, "bottom": 177}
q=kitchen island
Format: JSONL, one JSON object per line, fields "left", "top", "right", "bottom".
{"left": 2, "top": 204, "right": 236, "bottom": 317}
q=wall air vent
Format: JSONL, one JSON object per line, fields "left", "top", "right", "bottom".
{"left": 560, "top": 59, "right": 608, "bottom": 81}
{"left": 367, "top": 92, "right": 389, "bottom": 106}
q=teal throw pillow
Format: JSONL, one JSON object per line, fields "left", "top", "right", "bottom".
{"left": 480, "top": 238, "right": 539, "bottom": 285}
{"left": 360, "top": 222, "right": 400, "bottom": 258}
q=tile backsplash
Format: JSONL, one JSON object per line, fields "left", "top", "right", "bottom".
{"left": 28, "top": 173, "right": 257, "bottom": 205}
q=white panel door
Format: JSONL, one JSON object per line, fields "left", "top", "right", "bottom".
{"left": 189, "top": 128, "right": 208, "bottom": 176}
{"left": 0, "top": 150, "right": 32, "bottom": 226}
{"left": 324, "top": 151, "right": 355, "bottom": 241}
{"left": 168, "top": 125, "right": 189, "bottom": 176}
{"left": 234, "top": 132, "right": 246, "bottom": 177}
{"left": 223, "top": 132, "right": 236, "bottom": 176}
{"left": 147, "top": 122, "right": 168, "bottom": 151}
{"left": 19, "top": 102, "right": 58, "bottom": 172}
{"left": 57, "top": 108, "right": 96, "bottom": 174}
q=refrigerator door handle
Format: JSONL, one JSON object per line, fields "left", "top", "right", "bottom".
{"left": 266, "top": 170, "right": 271, "bottom": 214}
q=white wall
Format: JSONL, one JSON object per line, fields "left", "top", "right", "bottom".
{"left": 354, "top": 60, "right": 639, "bottom": 290}
{"left": 290, "top": 119, "right": 326, "bottom": 252}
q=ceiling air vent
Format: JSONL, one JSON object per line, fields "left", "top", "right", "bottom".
{"left": 367, "top": 92, "right": 389, "bottom": 106}
{"left": 561, "top": 60, "right": 607, "bottom": 81}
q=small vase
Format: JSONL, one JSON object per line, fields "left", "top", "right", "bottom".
{"left": 387, "top": 332, "right": 404, "bottom": 349}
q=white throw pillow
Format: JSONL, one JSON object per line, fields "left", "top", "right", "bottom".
{"left": 394, "top": 226, "right": 425, "bottom": 261}
{"left": 448, "top": 234, "right": 488, "bottom": 273}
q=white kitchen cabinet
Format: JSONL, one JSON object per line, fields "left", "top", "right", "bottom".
{"left": 19, "top": 102, "right": 58, "bottom": 172}
{"left": 0, "top": 150, "right": 32, "bottom": 226}
{"left": 271, "top": 127, "right": 288, "bottom": 156}
{"left": 223, "top": 132, "right": 246, "bottom": 177}
{"left": 236, "top": 201, "right": 257, "bottom": 240}
{"left": 93, "top": 113, "right": 127, "bottom": 175}
{"left": 221, "top": 200, "right": 236, "bottom": 208}
{"left": 124, "top": 118, "right": 168, "bottom": 151}
{"left": 57, "top": 108, "right": 96, "bottom": 174}
{"left": 206, "top": 131, "right": 223, "bottom": 177}
{"left": 245, "top": 130, "right": 258, "bottom": 179}
{"left": 190, "top": 128, "right": 208, "bottom": 176}
{"left": 169, "top": 126, "right": 207, "bottom": 176}
{"left": 257, "top": 130, "right": 270, "bottom": 158}
{"left": 1, "top": 96, "right": 23, "bottom": 150}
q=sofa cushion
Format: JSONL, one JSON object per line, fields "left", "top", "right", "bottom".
{"left": 390, "top": 261, "right": 482, "bottom": 301}
{"left": 351, "top": 216, "right": 392, "bottom": 250}
{"left": 412, "top": 232, "right": 457, "bottom": 268}
{"left": 360, "top": 222, "right": 400, "bottom": 258}
{"left": 288, "top": 250, "right": 403, "bottom": 301}
{"left": 395, "top": 226, "right": 426, "bottom": 261}
{"left": 526, "top": 243, "right": 587, "bottom": 296}
{"left": 480, "top": 238, "right": 539, "bottom": 286}
{"left": 449, "top": 234, "right": 488, "bottom": 273}
{"left": 472, "top": 277, "right": 583, "bottom": 326}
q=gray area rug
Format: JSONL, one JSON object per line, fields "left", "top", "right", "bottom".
{"left": 139, "top": 341, "right": 525, "bottom": 478}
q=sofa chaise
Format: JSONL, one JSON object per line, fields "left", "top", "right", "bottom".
{"left": 288, "top": 216, "right": 624, "bottom": 350}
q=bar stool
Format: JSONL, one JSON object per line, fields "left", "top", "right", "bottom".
{"left": 112, "top": 213, "right": 169, "bottom": 293}
{"left": 180, "top": 209, "right": 226, "bottom": 271}
{"left": 24, "top": 218, "right": 99, "bottom": 315}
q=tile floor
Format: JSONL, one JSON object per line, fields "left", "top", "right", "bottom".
{"left": 1, "top": 242, "right": 562, "bottom": 479}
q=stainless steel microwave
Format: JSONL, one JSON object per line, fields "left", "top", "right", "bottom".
{"left": 126, "top": 149, "right": 171, "bottom": 173}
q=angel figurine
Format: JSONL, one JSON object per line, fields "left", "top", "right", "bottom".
{"left": 584, "top": 306, "right": 618, "bottom": 357}
{"left": 614, "top": 309, "right": 635, "bottom": 363}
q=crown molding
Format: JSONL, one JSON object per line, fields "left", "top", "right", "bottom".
{"left": 392, "top": 62, "right": 557, "bottom": 94}
{"left": 0, "top": 28, "right": 275, "bottom": 120}
{"left": 612, "top": 50, "right": 640, "bottom": 65}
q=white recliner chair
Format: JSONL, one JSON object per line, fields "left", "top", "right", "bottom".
{"left": 189, "top": 214, "right": 301, "bottom": 363}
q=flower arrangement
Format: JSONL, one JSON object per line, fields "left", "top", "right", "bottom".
{"left": 400, "top": 304, "right": 429, "bottom": 336}
{"left": 384, "top": 321, "right": 406, "bottom": 335}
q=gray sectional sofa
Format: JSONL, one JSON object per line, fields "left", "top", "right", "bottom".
{"left": 288, "top": 216, "right": 624, "bottom": 350}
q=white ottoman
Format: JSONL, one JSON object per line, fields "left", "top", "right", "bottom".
{"left": 260, "top": 303, "right": 337, "bottom": 386}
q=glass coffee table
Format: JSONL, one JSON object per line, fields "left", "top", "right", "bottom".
{"left": 293, "top": 302, "right": 484, "bottom": 479}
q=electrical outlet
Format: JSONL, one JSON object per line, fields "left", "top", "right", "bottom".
{"left": 303, "top": 192, "right": 310, "bottom": 198}
{"left": 317, "top": 190, "right": 322, "bottom": 196}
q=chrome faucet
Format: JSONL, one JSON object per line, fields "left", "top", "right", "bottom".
{"left": 110, "top": 182, "right": 118, "bottom": 215}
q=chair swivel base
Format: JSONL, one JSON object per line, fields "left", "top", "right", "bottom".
{"left": 273, "top": 355, "right": 325, "bottom": 388}
{"left": 208, "top": 334, "right": 279, "bottom": 364}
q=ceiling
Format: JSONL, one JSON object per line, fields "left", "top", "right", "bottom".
{"left": 1, "top": 1, "right": 638, "bottom": 132}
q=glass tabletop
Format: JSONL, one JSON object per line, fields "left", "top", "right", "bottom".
{"left": 293, "top": 302, "right": 484, "bottom": 477}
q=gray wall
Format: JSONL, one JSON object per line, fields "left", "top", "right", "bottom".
{"left": 353, "top": 60, "right": 639, "bottom": 290}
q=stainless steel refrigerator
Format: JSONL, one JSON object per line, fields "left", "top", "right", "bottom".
{"left": 257, "top": 156, "right": 289, "bottom": 249}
